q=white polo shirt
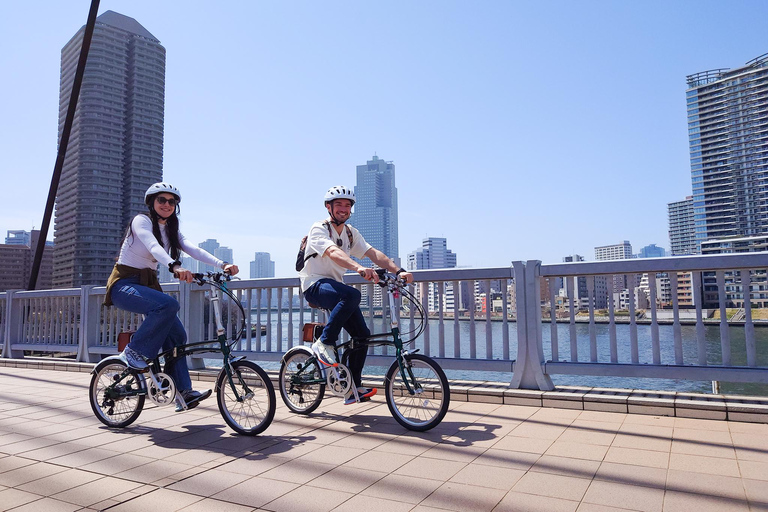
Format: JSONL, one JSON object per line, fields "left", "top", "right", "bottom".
{"left": 299, "top": 220, "right": 371, "bottom": 292}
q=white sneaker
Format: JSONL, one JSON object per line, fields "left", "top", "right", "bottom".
{"left": 121, "top": 346, "right": 149, "bottom": 371}
{"left": 312, "top": 340, "right": 337, "bottom": 367}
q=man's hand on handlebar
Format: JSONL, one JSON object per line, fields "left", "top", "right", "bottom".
{"left": 357, "top": 267, "right": 380, "bottom": 283}
{"left": 223, "top": 264, "right": 239, "bottom": 276}
{"left": 398, "top": 271, "right": 414, "bottom": 284}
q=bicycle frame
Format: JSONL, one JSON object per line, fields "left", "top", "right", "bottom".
{"left": 287, "top": 272, "right": 425, "bottom": 398}
{"left": 104, "top": 273, "right": 251, "bottom": 403}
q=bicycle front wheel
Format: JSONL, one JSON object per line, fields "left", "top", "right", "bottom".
{"left": 279, "top": 347, "right": 325, "bottom": 414}
{"left": 89, "top": 359, "right": 146, "bottom": 428}
{"left": 216, "top": 360, "right": 276, "bottom": 436}
{"left": 384, "top": 354, "right": 450, "bottom": 431}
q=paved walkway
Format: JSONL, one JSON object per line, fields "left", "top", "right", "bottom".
{"left": 0, "top": 365, "right": 767, "bottom": 512}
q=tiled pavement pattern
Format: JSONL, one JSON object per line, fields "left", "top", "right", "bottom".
{"left": 0, "top": 366, "right": 767, "bottom": 512}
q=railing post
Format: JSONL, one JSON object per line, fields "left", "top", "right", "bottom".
{"left": 179, "top": 280, "right": 204, "bottom": 369}
{"left": 510, "top": 261, "right": 554, "bottom": 390}
{"left": 77, "top": 285, "right": 100, "bottom": 363}
{"left": 3, "top": 291, "right": 24, "bottom": 359}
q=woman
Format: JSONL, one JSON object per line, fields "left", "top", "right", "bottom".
{"left": 104, "top": 182, "right": 239, "bottom": 412}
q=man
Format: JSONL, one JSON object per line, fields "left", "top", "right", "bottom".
{"left": 299, "top": 185, "right": 414, "bottom": 405}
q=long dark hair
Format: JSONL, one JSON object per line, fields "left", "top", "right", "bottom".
{"left": 121, "top": 194, "right": 183, "bottom": 261}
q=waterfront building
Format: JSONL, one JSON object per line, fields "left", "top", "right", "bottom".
{"left": 197, "top": 239, "right": 220, "bottom": 274}
{"left": 668, "top": 197, "right": 697, "bottom": 256}
{"left": 638, "top": 244, "right": 666, "bottom": 259}
{"left": 407, "top": 237, "right": 460, "bottom": 312}
{"left": 214, "top": 247, "right": 233, "bottom": 266}
{"left": 250, "top": 252, "right": 275, "bottom": 279}
{"left": 686, "top": 54, "right": 768, "bottom": 251}
{"left": 349, "top": 155, "right": 399, "bottom": 262}
{"left": 701, "top": 235, "right": 768, "bottom": 308}
{"left": 595, "top": 241, "right": 635, "bottom": 307}
{"left": 249, "top": 252, "right": 277, "bottom": 307}
{"left": 53, "top": 11, "right": 165, "bottom": 288}
{"left": 559, "top": 254, "right": 602, "bottom": 310}
{"left": 0, "top": 230, "right": 53, "bottom": 291}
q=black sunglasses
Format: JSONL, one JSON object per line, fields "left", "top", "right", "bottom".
{"left": 155, "top": 196, "right": 178, "bottom": 206}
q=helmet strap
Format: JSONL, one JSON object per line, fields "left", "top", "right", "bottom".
{"left": 328, "top": 202, "right": 346, "bottom": 226}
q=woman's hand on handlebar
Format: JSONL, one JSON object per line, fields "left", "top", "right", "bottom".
{"left": 173, "top": 266, "right": 194, "bottom": 283}
{"left": 223, "top": 264, "right": 239, "bottom": 276}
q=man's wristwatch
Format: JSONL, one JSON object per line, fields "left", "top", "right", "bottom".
{"left": 221, "top": 261, "right": 229, "bottom": 270}
{"left": 396, "top": 268, "right": 406, "bottom": 275}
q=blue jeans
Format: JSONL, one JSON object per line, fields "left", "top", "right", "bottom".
{"left": 304, "top": 279, "right": 370, "bottom": 387}
{"left": 110, "top": 277, "right": 192, "bottom": 391}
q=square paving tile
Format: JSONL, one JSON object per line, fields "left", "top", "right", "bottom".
{"left": 602, "top": 446, "right": 669, "bottom": 468}
{"left": 168, "top": 468, "right": 251, "bottom": 497}
{"left": 260, "top": 459, "right": 336, "bottom": 484}
{"left": 449, "top": 462, "right": 524, "bottom": 490}
{"left": 266, "top": 483, "right": 353, "bottom": 512}
{"left": 108, "top": 488, "right": 203, "bottom": 512}
{"left": 545, "top": 440, "right": 609, "bottom": 461}
{"left": 582, "top": 479, "right": 664, "bottom": 512}
{"left": 512, "top": 471, "right": 591, "bottom": 501}
{"left": 332, "top": 493, "right": 413, "bottom": 512}
{"left": 211, "top": 475, "right": 299, "bottom": 507}
{"left": 343, "top": 449, "right": 414, "bottom": 473}
{"left": 494, "top": 491, "right": 579, "bottom": 512}
{"left": 394, "top": 455, "right": 466, "bottom": 481}
{"left": 361, "top": 473, "right": 442, "bottom": 504}
{"left": 530, "top": 454, "right": 601, "bottom": 480}
{"left": 309, "top": 465, "right": 386, "bottom": 494}
{"left": 663, "top": 490, "right": 750, "bottom": 512}
{"left": 16, "top": 468, "right": 102, "bottom": 496}
{"left": 51, "top": 475, "right": 143, "bottom": 507}
{"left": 593, "top": 461, "right": 666, "bottom": 489}
{"left": 420, "top": 481, "right": 507, "bottom": 512}
{"left": 666, "top": 470, "right": 747, "bottom": 501}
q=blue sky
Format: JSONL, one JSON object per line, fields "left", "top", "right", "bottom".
{"left": 2, "top": 1, "right": 767, "bottom": 277}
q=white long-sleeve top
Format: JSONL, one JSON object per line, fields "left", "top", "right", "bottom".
{"left": 117, "top": 214, "right": 224, "bottom": 270}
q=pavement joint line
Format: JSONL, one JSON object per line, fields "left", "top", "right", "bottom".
{"left": 1, "top": 357, "right": 767, "bottom": 423}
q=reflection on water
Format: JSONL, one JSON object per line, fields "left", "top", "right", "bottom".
{"left": 234, "top": 313, "right": 768, "bottom": 396}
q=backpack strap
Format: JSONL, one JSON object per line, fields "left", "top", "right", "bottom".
{"left": 324, "top": 221, "right": 354, "bottom": 248}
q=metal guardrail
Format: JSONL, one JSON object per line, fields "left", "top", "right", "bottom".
{"left": 3, "top": 253, "right": 768, "bottom": 390}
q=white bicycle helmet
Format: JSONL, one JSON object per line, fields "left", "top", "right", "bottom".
{"left": 323, "top": 185, "right": 355, "bottom": 205}
{"left": 145, "top": 182, "right": 181, "bottom": 204}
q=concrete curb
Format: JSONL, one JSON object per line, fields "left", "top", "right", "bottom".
{"left": 1, "top": 357, "right": 767, "bottom": 423}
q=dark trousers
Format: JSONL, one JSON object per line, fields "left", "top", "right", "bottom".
{"left": 304, "top": 278, "right": 371, "bottom": 388}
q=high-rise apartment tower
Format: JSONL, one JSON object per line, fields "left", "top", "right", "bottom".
{"left": 686, "top": 54, "right": 768, "bottom": 251}
{"left": 349, "top": 155, "right": 399, "bottom": 262}
{"left": 53, "top": 11, "right": 165, "bottom": 287}
{"left": 668, "top": 196, "right": 697, "bottom": 256}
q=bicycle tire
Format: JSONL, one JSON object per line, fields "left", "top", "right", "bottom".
{"left": 384, "top": 354, "right": 450, "bottom": 431}
{"left": 216, "top": 360, "right": 276, "bottom": 436}
{"left": 89, "top": 359, "right": 146, "bottom": 428}
{"left": 279, "top": 346, "right": 325, "bottom": 414}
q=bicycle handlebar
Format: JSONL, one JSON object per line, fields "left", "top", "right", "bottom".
{"left": 192, "top": 271, "right": 233, "bottom": 286}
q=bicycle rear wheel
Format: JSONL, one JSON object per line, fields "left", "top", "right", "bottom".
{"left": 279, "top": 347, "right": 325, "bottom": 414}
{"left": 89, "top": 359, "right": 146, "bottom": 428}
{"left": 384, "top": 354, "right": 450, "bottom": 431}
{"left": 216, "top": 360, "right": 276, "bottom": 436}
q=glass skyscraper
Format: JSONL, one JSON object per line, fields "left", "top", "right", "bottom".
{"left": 686, "top": 54, "right": 768, "bottom": 251}
{"left": 53, "top": 11, "right": 165, "bottom": 287}
{"left": 349, "top": 155, "right": 399, "bottom": 262}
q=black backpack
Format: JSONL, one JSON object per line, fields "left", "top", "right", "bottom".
{"left": 296, "top": 221, "right": 353, "bottom": 272}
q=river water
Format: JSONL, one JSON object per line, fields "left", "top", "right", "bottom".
{"left": 240, "top": 313, "right": 768, "bottom": 396}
